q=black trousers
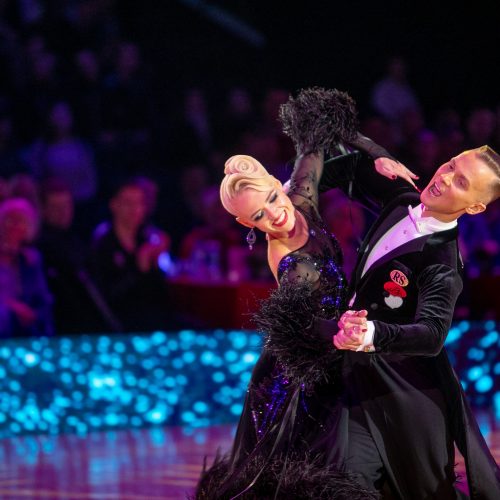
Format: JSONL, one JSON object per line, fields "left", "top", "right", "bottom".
{"left": 345, "top": 405, "right": 467, "bottom": 500}
{"left": 345, "top": 405, "right": 388, "bottom": 493}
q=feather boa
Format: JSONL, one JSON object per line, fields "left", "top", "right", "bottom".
{"left": 252, "top": 280, "right": 342, "bottom": 390}
{"left": 193, "top": 451, "right": 380, "bottom": 500}
{"left": 279, "top": 87, "right": 358, "bottom": 156}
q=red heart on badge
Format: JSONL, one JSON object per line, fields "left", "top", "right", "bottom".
{"left": 384, "top": 281, "right": 407, "bottom": 298}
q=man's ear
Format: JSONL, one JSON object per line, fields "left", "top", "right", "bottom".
{"left": 235, "top": 217, "right": 254, "bottom": 229}
{"left": 465, "top": 202, "right": 486, "bottom": 216}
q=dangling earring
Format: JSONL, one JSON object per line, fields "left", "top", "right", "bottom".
{"left": 246, "top": 227, "right": 256, "bottom": 250}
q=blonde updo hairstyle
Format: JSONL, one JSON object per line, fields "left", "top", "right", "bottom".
{"left": 220, "top": 155, "right": 278, "bottom": 217}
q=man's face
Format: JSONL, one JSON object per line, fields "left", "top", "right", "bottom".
{"left": 110, "top": 186, "right": 147, "bottom": 229}
{"left": 44, "top": 191, "right": 74, "bottom": 230}
{"left": 420, "top": 150, "right": 494, "bottom": 221}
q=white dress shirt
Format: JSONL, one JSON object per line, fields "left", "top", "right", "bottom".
{"left": 355, "top": 204, "right": 457, "bottom": 352}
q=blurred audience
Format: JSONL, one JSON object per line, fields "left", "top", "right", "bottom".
{"left": 179, "top": 185, "right": 246, "bottom": 281}
{"left": 0, "top": 197, "right": 53, "bottom": 337}
{"left": 90, "top": 178, "right": 173, "bottom": 332}
{"left": 370, "top": 56, "right": 422, "bottom": 147}
{"left": 0, "top": 7, "right": 498, "bottom": 330}
{"left": 24, "top": 100, "right": 98, "bottom": 204}
{"left": 168, "top": 87, "right": 214, "bottom": 167}
{"left": 464, "top": 107, "right": 496, "bottom": 149}
{"left": 321, "top": 190, "right": 367, "bottom": 278}
{"left": 0, "top": 109, "right": 25, "bottom": 178}
{"left": 6, "top": 173, "right": 40, "bottom": 208}
{"left": 215, "top": 87, "right": 256, "bottom": 151}
{"left": 37, "top": 178, "right": 118, "bottom": 334}
{"left": 403, "top": 128, "right": 442, "bottom": 186}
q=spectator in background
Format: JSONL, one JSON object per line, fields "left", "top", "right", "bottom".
{"left": 0, "top": 197, "right": 53, "bottom": 337}
{"left": 25, "top": 100, "right": 97, "bottom": 203}
{"left": 168, "top": 87, "right": 214, "bottom": 166}
{"left": 0, "top": 109, "right": 25, "bottom": 178}
{"left": 433, "top": 108, "right": 464, "bottom": 165}
{"left": 215, "top": 86, "right": 256, "bottom": 150}
{"left": 320, "top": 190, "right": 366, "bottom": 278}
{"left": 458, "top": 212, "right": 499, "bottom": 278}
{"left": 23, "top": 100, "right": 98, "bottom": 235}
{"left": 38, "top": 178, "right": 119, "bottom": 334}
{"left": 359, "top": 114, "right": 398, "bottom": 153}
{"left": 236, "top": 128, "right": 286, "bottom": 182}
{"left": 100, "top": 41, "right": 153, "bottom": 174}
{"left": 253, "top": 87, "right": 295, "bottom": 176}
{"left": 16, "top": 40, "right": 62, "bottom": 142}
{"left": 464, "top": 107, "right": 496, "bottom": 149}
{"left": 163, "top": 163, "right": 210, "bottom": 253}
{"left": 134, "top": 175, "right": 161, "bottom": 221}
{"left": 370, "top": 56, "right": 421, "bottom": 147}
{"left": 0, "top": 177, "right": 8, "bottom": 203}
{"left": 405, "top": 128, "right": 442, "bottom": 185}
{"left": 90, "top": 178, "right": 173, "bottom": 332}
{"left": 398, "top": 106, "right": 425, "bottom": 152}
{"left": 179, "top": 185, "right": 245, "bottom": 281}
{"left": 69, "top": 49, "right": 102, "bottom": 141}
{"left": 6, "top": 173, "right": 40, "bottom": 209}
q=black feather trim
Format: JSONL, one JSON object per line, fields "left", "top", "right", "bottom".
{"left": 193, "top": 452, "right": 380, "bottom": 500}
{"left": 279, "top": 87, "right": 358, "bottom": 155}
{"left": 252, "top": 280, "right": 342, "bottom": 391}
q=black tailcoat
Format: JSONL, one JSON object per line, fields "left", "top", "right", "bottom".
{"left": 318, "top": 144, "right": 500, "bottom": 499}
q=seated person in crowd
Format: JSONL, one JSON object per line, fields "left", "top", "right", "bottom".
{"left": 0, "top": 198, "right": 53, "bottom": 337}
{"left": 90, "top": 178, "right": 173, "bottom": 332}
{"left": 320, "top": 189, "right": 367, "bottom": 278}
{"left": 179, "top": 185, "right": 246, "bottom": 280}
{"left": 38, "top": 178, "right": 120, "bottom": 333}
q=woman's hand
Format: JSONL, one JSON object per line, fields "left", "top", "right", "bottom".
{"left": 333, "top": 309, "right": 368, "bottom": 351}
{"left": 374, "top": 157, "right": 420, "bottom": 191}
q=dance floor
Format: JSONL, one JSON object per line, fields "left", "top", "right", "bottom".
{"left": 1, "top": 411, "right": 498, "bottom": 499}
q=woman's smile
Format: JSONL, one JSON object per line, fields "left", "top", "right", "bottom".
{"left": 273, "top": 211, "right": 288, "bottom": 227}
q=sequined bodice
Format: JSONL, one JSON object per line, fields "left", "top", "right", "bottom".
{"left": 277, "top": 205, "right": 347, "bottom": 320}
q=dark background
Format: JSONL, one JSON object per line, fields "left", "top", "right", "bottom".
{"left": 115, "top": 1, "right": 499, "bottom": 117}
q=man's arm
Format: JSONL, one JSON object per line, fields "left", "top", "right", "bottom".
{"left": 319, "top": 134, "right": 417, "bottom": 210}
{"left": 371, "top": 264, "right": 462, "bottom": 355}
{"left": 334, "top": 264, "right": 463, "bottom": 356}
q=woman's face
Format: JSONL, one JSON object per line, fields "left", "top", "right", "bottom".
{"left": 232, "top": 181, "right": 296, "bottom": 237}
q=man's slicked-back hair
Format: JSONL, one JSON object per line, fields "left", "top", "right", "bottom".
{"left": 475, "top": 145, "right": 500, "bottom": 203}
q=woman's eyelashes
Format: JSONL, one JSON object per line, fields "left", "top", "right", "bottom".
{"left": 253, "top": 192, "right": 278, "bottom": 221}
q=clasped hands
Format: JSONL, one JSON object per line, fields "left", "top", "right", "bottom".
{"left": 333, "top": 309, "right": 368, "bottom": 351}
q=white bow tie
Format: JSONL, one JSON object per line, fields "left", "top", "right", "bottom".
{"left": 407, "top": 204, "right": 424, "bottom": 232}
{"left": 407, "top": 204, "right": 457, "bottom": 234}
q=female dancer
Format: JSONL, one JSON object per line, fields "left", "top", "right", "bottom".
{"left": 195, "top": 88, "right": 415, "bottom": 499}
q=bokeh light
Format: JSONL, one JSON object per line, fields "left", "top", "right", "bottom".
{"left": 0, "top": 322, "right": 497, "bottom": 437}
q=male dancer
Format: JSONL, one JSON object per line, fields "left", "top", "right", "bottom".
{"left": 319, "top": 142, "right": 500, "bottom": 499}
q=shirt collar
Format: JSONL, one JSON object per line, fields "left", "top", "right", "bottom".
{"left": 408, "top": 203, "right": 457, "bottom": 234}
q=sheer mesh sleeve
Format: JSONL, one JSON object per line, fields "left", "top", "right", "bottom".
{"left": 348, "top": 132, "right": 398, "bottom": 161}
{"left": 287, "top": 152, "right": 323, "bottom": 213}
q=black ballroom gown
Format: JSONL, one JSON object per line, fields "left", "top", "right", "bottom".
{"left": 195, "top": 153, "right": 379, "bottom": 500}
